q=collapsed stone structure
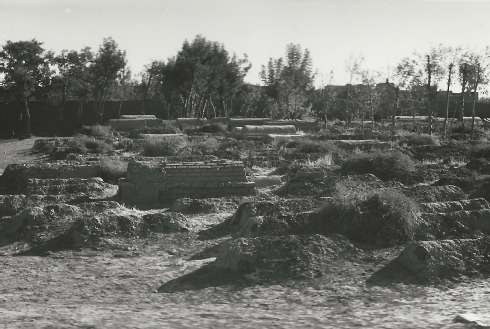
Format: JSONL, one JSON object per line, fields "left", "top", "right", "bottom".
{"left": 119, "top": 159, "right": 256, "bottom": 205}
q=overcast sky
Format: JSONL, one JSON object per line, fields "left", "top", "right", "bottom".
{"left": 2, "top": 0, "right": 490, "bottom": 87}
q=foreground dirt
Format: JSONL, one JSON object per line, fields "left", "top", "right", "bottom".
{"left": 1, "top": 241, "right": 490, "bottom": 328}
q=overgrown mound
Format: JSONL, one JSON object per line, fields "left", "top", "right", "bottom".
{"left": 78, "top": 124, "right": 114, "bottom": 138}
{"left": 398, "top": 133, "right": 440, "bottom": 146}
{"left": 140, "top": 136, "right": 187, "bottom": 156}
{"left": 62, "top": 134, "right": 114, "bottom": 155}
{"left": 140, "top": 136, "right": 219, "bottom": 157}
{"left": 214, "top": 234, "right": 356, "bottom": 279}
{"left": 141, "top": 212, "right": 191, "bottom": 233}
{"left": 403, "top": 185, "right": 466, "bottom": 203}
{"left": 4, "top": 204, "right": 83, "bottom": 245}
{"left": 312, "top": 189, "right": 419, "bottom": 247}
{"left": 17, "top": 177, "right": 118, "bottom": 199}
{"left": 340, "top": 151, "right": 416, "bottom": 181}
{"left": 0, "top": 201, "right": 192, "bottom": 252}
{"left": 221, "top": 198, "right": 324, "bottom": 238}
{"left": 0, "top": 194, "right": 90, "bottom": 217}
{"left": 416, "top": 209, "right": 490, "bottom": 240}
{"left": 128, "top": 123, "right": 181, "bottom": 138}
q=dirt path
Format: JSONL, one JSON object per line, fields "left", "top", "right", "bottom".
{"left": 0, "top": 138, "right": 50, "bottom": 175}
{"left": 1, "top": 250, "right": 489, "bottom": 328}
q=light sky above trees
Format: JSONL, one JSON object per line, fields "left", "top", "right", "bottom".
{"left": 2, "top": 0, "right": 490, "bottom": 88}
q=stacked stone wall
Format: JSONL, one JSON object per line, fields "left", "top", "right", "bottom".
{"left": 120, "top": 159, "right": 256, "bottom": 205}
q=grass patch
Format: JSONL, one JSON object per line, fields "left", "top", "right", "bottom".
{"left": 313, "top": 188, "right": 419, "bottom": 247}
{"left": 66, "top": 135, "right": 114, "bottom": 154}
{"left": 99, "top": 158, "right": 128, "bottom": 184}
{"left": 140, "top": 136, "right": 187, "bottom": 156}
{"left": 275, "top": 137, "right": 342, "bottom": 154}
{"left": 341, "top": 150, "right": 415, "bottom": 181}
{"left": 79, "top": 125, "right": 113, "bottom": 138}
{"left": 398, "top": 133, "right": 440, "bottom": 146}
{"left": 187, "top": 136, "right": 220, "bottom": 155}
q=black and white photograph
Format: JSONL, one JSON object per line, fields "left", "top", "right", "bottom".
{"left": 1, "top": 0, "right": 490, "bottom": 327}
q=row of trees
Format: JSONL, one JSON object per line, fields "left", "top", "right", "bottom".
{"left": 1, "top": 35, "right": 490, "bottom": 139}
{"left": 0, "top": 38, "right": 127, "bottom": 138}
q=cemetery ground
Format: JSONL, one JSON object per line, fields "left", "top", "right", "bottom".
{"left": 1, "top": 122, "right": 490, "bottom": 328}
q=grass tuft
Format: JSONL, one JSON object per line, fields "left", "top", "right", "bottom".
{"left": 66, "top": 135, "right": 114, "bottom": 154}
{"left": 341, "top": 150, "right": 415, "bottom": 181}
{"left": 398, "top": 133, "right": 440, "bottom": 146}
{"left": 79, "top": 125, "right": 113, "bottom": 138}
{"left": 313, "top": 188, "right": 419, "bottom": 247}
{"left": 99, "top": 158, "right": 128, "bottom": 184}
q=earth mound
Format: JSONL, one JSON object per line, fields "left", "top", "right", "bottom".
{"left": 416, "top": 209, "right": 490, "bottom": 240}
{"left": 3, "top": 203, "right": 82, "bottom": 245}
{"left": 397, "top": 238, "right": 490, "bottom": 280}
{"left": 1, "top": 201, "right": 192, "bottom": 252}
{"left": 0, "top": 194, "right": 92, "bottom": 217}
{"left": 170, "top": 198, "right": 218, "bottom": 214}
{"left": 223, "top": 198, "right": 323, "bottom": 238}
{"left": 214, "top": 234, "right": 356, "bottom": 279}
{"left": 419, "top": 198, "right": 490, "bottom": 213}
{"left": 142, "top": 212, "right": 191, "bottom": 233}
{"left": 403, "top": 185, "right": 466, "bottom": 203}
{"left": 17, "top": 177, "right": 118, "bottom": 199}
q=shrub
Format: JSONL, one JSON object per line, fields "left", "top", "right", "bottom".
{"left": 398, "top": 133, "right": 440, "bottom": 146}
{"left": 99, "top": 158, "right": 128, "bottom": 184}
{"left": 194, "top": 123, "right": 227, "bottom": 133}
{"left": 313, "top": 188, "right": 419, "bottom": 247}
{"left": 140, "top": 136, "right": 187, "bottom": 156}
{"left": 341, "top": 151, "right": 415, "bottom": 181}
{"left": 79, "top": 125, "right": 113, "bottom": 138}
{"left": 467, "top": 144, "right": 490, "bottom": 160}
{"left": 66, "top": 135, "right": 114, "bottom": 154}
{"left": 128, "top": 123, "right": 180, "bottom": 138}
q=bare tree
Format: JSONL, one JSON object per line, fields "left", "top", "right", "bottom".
{"left": 344, "top": 54, "right": 364, "bottom": 127}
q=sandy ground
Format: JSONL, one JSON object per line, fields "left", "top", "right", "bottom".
{"left": 0, "top": 138, "right": 49, "bottom": 175}
{"left": 1, "top": 246, "right": 490, "bottom": 329}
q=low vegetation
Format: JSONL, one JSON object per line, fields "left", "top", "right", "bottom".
{"left": 313, "top": 188, "right": 419, "bottom": 247}
{"left": 128, "top": 122, "right": 181, "bottom": 138}
{"left": 398, "top": 133, "right": 440, "bottom": 146}
{"left": 140, "top": 136, "right": 187, "bottom": 156}
{"left": 341, "top": 150, "right": 415, "bottom": 181}
{"left": 139, "top": 136, "right": 220, "bottom": 157}
{"left": 275, "top": 137, "right": 342, "bottom": 154}
{"left": 66, "top": 134, "right": 114, "bottom": 154}
{"left": 79, "top": 125, "right": 114, "bottom": 138}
